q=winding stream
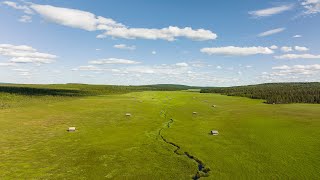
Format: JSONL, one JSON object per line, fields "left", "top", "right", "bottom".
{"left": 158, "top": 101, "right": 210, "bottom": 179}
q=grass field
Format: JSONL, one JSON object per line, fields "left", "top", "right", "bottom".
{"left": 1, "top": 91, "right": 320, "bottom": 179}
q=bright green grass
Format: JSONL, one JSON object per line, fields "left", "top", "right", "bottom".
{"left": 1, "top": 91, "right": 319, "bottom": 179}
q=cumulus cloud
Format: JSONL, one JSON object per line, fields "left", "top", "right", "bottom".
{"left": 151, "top": 51, "right": 157, "bottom": 55}
{"left": 200, "top": 46, "right": 274, "bottom": 56}
{"left": 249, "top": 4, "right": 293, "bottom": 17}
{"left": 275, "top": 53, "right": 320, "bottom": 59}
{"left": 271, "top": 64, "right": 320, "bottom": 76}
{"left": 5, "top": 3, "right": 216, "bottom": 41}
{"left": 98, "top": 26, "right": 217, "bottom": 41}
{"left": 29, "top": 4, "right": 124, "bottom": 31}
{"left": 294, "top": 46, "right": 309, "bottom": 51}
{"left": 281, "top": 46, "right": 293, "bottom": 52}
{"left": 89, "top": 58, "right": 140, "bottom": 65}
{"left": 301, "top": 0, "right": 320, "bottom": 14}
{"left": 0, "top": 44, "right": 57, "bottom": 64}
{"left": 258, "top": 28, "right": 285, "bottom": 37}
{"left": 293, "top": 35, "right": 302, "bottom": 38}
{"left": 114, "top": 44, "right": 136, "bottom": 50}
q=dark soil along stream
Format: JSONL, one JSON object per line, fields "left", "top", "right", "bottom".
{"left": 159, "top": 105, "right": 210, "bottom": 179}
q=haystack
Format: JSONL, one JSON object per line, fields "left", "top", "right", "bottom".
{"left": 210, "top": 130, "right": 219, "bottom": 135}
{"left": 68, "top": 127, "right": 76, "bottom": 132}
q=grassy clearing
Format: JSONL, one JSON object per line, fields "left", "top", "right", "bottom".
{"left": 1, "top": 91, "right": 319, "bottom": 179}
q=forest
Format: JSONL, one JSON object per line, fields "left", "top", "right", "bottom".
{"left": 201, "top": 82, "right": 320, "bottom": 104}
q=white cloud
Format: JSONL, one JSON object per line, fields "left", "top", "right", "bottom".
{"left": 89, "top": 58, "right": 140, "bottom": 65}
{"left": 123, "top": 64, "right": 191, "bottom": 75}
{"left": 30, "top": 4, "right": 124, "bottom": 31}
{"left": 249, "top": 4, "right": 293, "bottom": 17}
{"left": 151, "top": 51, "right": 156, "bottom": 55}
{"left": 12, "top": 68, "right": 30, "bottom": 72}
{"left": 99, "top": 26, "right": 217, "bottom": 41}
{"left": 175, "top": 62, "right": 188, "bottom": 67}
{"left": 95, "top": 48, "right": 101, "bottom": 51}
{"left": 270, "top": 45, "right": 278, "bottom": 50}
{"left": 275, "top": 53, "right": 320, "bottom": 59}
{"left": 72, "top": 65, "right": 103, "bottom": 71}
{"left": 24, "top": 4, "right": 217, "bottom": 41}
{"left": 294, "top": 46, "right": 309, "bottom": 51}
{"left": 0, "top": 44, "right": 57, "bottom": 64}
{"left": 0, "top": 62, "right": 16, "bottom": 66}
{"left": 272, "top": 65, "right": 290, "bottom": 70}
{"left": 258, "top": 28, "right": 285, "bottom": 37}
{"left": 80, "top": 75, "right": 95, "bottom": 78}
{"left": 19, "top": 15, "right": 32, "bottom": 23}
{"left": 293, "top": 35, "right": 302, "bottom": 38}
{"left": 200, "top": 46, "right": 274, "bottom": 56}
{"left": 216, "top": 66, "right": 222, "bottom": 69}
{"left": 114, "top": 44, "right": 136, "bottom": 50}
{"left": 301, "top": 0, "right": 320, "bottom": 14}
{"left": 271, "top": 64, "right": 320, "bottom": 76}
{"left": 2, "top": 1, "right": 33, "bottom": 14}
{"left": 281, "top": 46, "right": 293, "bottom": 52}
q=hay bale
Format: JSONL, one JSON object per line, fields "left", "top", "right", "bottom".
{"left": 193, "top": 112, "right": 197, "bottom": 115}
{"left": 212, "top": 105, "right": 216, "bottom": 108}
{"left": 210, "top": 130, "right": 219, "bottom": 135}
{"left": 126, "top": 113, "right": 131, "bottom": 116}
{"left": 68, "top": 127, "right": 76, "bottom": 132}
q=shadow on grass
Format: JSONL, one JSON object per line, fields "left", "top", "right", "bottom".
{"left": 0, "top": 86, "right": 82, "bottom": 96}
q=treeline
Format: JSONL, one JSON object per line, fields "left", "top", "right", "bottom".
{"left": 200, "top": 83, "right": 320, "bottom": 104}
{"left": 0, "top": 83, "right": 195, "bottom": 97}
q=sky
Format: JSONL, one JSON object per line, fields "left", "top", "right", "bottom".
{"left": 0, "top": 0, "right": 319, "bottom": 86}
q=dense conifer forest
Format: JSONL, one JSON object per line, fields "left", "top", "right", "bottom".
{"left": 200, "top": 83, "right": 320, "bottom": 104}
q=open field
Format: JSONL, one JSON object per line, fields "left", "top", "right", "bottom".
{"left": 1, "top": 91, "right": 320, "bottom": 179}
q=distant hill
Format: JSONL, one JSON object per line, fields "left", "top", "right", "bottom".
{"left": 144, "top": 84, "right": 200, "bottom": 90}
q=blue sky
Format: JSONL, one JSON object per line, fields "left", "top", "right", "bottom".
{"left": 0, "top": 0, "right": 319, "bottom": 86}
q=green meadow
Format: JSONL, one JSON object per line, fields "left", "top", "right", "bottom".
{"left": 1, "top": 90, "right": 320, "bottom": 179}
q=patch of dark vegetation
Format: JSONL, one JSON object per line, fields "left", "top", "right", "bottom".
{"left": 159, "top": 118, "right": 210, "bottom": 179}
{"left": 0, "top": 86, "right": 81, "bottom": 96}
{"left": 201, "top": 82, "right": 320, "bottom": 104}
{"left": 0, "top": 83, "right": 200, "bottom": 97}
